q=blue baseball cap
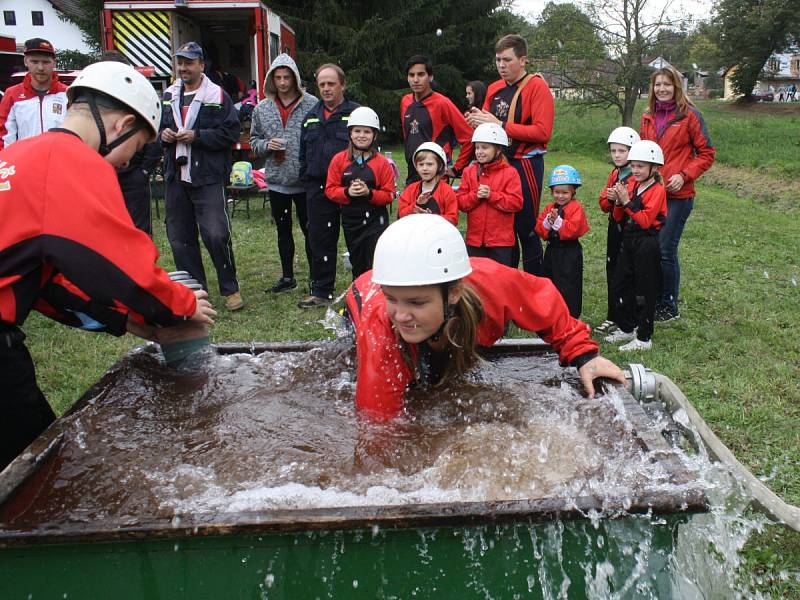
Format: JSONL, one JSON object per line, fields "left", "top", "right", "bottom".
{"left": 174, "top": 42, "right": 204, "bottom": 60}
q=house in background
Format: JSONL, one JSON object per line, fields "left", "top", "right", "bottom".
{"left": 0, "top": 0, "right": 92, "bottom": 54}
{"left": 724, "top": 50, "right": 800, "bottom": 100}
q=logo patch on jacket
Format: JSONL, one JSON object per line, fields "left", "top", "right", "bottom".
{"left": 0, "top": 160, "right": 15, "bottom": 191}
{"left": 52, "top": 103, "right": 63, "bottom": 115}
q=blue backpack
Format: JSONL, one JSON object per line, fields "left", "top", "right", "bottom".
{"left": 230, "top": 161, "right": 254, "bottom": 186}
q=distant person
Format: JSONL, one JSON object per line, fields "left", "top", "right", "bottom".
{"left": 605, "top": 141, "right": 668, "bottom": 352}
{"left": 297, "top": 64, "right": 359, "bottom": 308}
{"left": 465, "top": 80, "right": 486, "bottom": 112}
{"left": 250, "top": 53, "right": 317, "bottom": 293}
{"left": 596, "top": 126, "right": 640, "bottom": 335}
{"left": 160, "top": 42, "right": 244, "bottom": 311}
{"left": 0, "top": 38, "right": 67, "bottom": 149}
{"left": 401, "top": 55, "right": 474, "bottom": 184}
{"left": 398, "top": 142, "right": 458, "bottom": 225}
{"left": 325, "top": 107, "right": 396, "bottom": 278}
{"left": 535, "top": 165, "right": 589, "bottom": 318}
{"left": 467, "top": 34, "right": 555, "bottom": 276}
{"left": 639, "top": 66, "right": 715, "bottom": 322}
{"left": 456, "top": 123, "right": 523, "bottom": 267}
{"left": 0, "top": 61, "right": 215, "bottom": 471}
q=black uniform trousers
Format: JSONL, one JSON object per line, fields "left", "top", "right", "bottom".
{"left": 467, "top": 245, "right": 515, "bottom": 268}
{"left": 542, "top": 239, "right": 583, "bottom": 318}
{"left": 268, "top": 190, "right": 311, "bottom": 281}
{"left": 341, "top": 204, "right": 390, "bottom": 279}
{"left": 0, "top": 325, "right": 56, "bottom": 472}
{"left": 306, "top": 181, "right": 341, "bottom": 300}
{"left": 118, "top": 168, "right": 153, "bottom": 236}
{"left": 610, "top": 233, "right": 662, "bottom": 342}
{"left": 165, "top": 180, "right": 239, "bottom": 297}
{"left": 509, "top": 154, "right": 545, "bottom": 276}
{"left": 605, "top": 218, "right": 624, "bottom": 322}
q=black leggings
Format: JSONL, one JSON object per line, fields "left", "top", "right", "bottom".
{"left": 268, "top": 190, "right": 311, "bottom": 280}
{"left": 467, "top": 245, "right": 514, "bottom": 268}
{"left": 610, "top": 234, "right": 661, "bottom": 341}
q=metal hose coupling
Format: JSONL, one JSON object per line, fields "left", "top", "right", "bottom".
{"left": 624, "top": 363, "right": 657, "bottom": 403}
{"left": 160, "top": 271, "right": 211, "bottom": 365}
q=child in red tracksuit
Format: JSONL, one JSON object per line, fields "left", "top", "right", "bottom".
{"left": 604, "top": 140, "right": 667, "bottom": 352}
{"left": 535, "top": 165, "right": 589, "bottom": 318}
{"left": 596, "top": 127, "right": 640, "bottom": 334}
{"left": 456, "top": 123, "right": 522, "bottom": 267}
{"left": 325, "top": 107, "right": 396, "bottom": 279}
{"left": 398, "top": 142, "right": 458, "bottom": 225}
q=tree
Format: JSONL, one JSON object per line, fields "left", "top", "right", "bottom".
{"left": 712, "top": 0, "right": 799, "bottom": 101}
{"left": 56, "top": 49, "right": 100, "bottom": 71}
{"left": 54, "top": 0, "right": 103, "bottom": 52}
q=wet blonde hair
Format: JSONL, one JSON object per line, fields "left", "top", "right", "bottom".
{"left": 646, "top": 66, "right": 695, "bottom": 115}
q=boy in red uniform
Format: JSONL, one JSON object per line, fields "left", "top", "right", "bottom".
{"left": 400, "top": 55, "right": 473, "bottom": 184}
{"left": 456, "top": 123, "right": 523, "bottom": 267}
{"left": 605, "top": 141, "right": 668, "bottom": 352}
{"left": 325, "top": 107, "right": 396, "bottom": 279}
{"left": 398, "top": 142, "right": 458, "bottom": 225}
{"left": 344, "top": 214, "right": 626, "bottom": 420}
{"left": 535, "top": 165, "right": 589, "bottom": 318}
{"left": 0, "top": 62, "right": 216, "bottom": 470}
{"left": 596, "top": 126, "right": 640, "bottom": 334}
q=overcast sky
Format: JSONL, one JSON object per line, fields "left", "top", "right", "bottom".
{"left": 511, "top": 0, "right": 714, "bottom": 25}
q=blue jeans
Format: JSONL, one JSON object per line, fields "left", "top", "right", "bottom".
{"left": 658, "top": 198, "right": 694, "bottom": 311}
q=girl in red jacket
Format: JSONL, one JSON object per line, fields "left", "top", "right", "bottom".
{"left": 535, "top": 165, "right": 589, "bottom": 318}
{"left": 344, "top": 214, "right": 625, "bottom": 420}
{"left": 398, "top": 142, "right": 458, "bottom": 225}
{"left": 604, "top": 141, "right": 668, "bottom": 352}
{"left": 325, "top": 107, "right": 396, "bottom": 278}
{"left": 456, "top": 123, "right": 522, "bottom": 266}
{"left": 640, "top": 66, "right": 715, "bottom": 322}
{"left": 596, "top": 126, "right": 640, "bottom": 334}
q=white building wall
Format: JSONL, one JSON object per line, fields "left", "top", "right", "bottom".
{"left": 0, "top": 0, "right": 92, "bottom": 53}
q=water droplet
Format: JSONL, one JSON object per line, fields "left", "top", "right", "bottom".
{"left": 365, "top": 211, "right": 370, "bottom": 218}
{"left": 265, "top": 573, "right": 275, "bottom": 588}
{"left": 353, "top": 579, "right": 359, "bottom": 588}
{"left": 173, "top": 542, "right": 180, "bottom": 552}
{"left": 327, "top": 221, "right": 332, "bottom": 227}
{"left": 323, "top": 256, "right": 328, "bottom": 262}
{"left": 792, "top": 277, "right": 797, "bottom": 287}
{"left": 763, "top": 271, "right": 769, "bottom": 279}
{"left": 171, "top": 515, "right": 182, "bottom": 527}
{"left": 241, "top": 556, "right": 248, "bottom": 563}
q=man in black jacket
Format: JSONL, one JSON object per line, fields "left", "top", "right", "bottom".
{"left": 297, "top": 64, "right": 359, "bottom": 308}
{"left": 160, "top": 42, "right": 244, "bottom": 310}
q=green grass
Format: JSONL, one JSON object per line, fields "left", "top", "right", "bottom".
{"left": 21, "top": 102, "right": 800, "bottom": 596}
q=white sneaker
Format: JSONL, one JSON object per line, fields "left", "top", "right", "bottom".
{"left": 604, "top": 329, "right": 636, "bottom": 343}
{"left": 619, "top": 338, "right": 652, "bottom": 352}
{"left": 594, "top": 320, "right": 618, "bottom": 334}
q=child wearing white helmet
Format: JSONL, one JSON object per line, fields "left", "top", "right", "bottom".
{"left": 455, "top": 123, "right": 523, "bottom": 267}
{"left": 398, "top": 141, "right": 458, "bottom": 225}
{"left": 0, "top": 61, "right": 216, "bottom": 470}
{"left": 595, "top": 126, "right": 641, "bottom": 335}
{"left": 604, "top": 140, "right": 667, "bottom": 352}
{"left": 343, "top": 214, "right": 625, "bottom": 419}
{"left": 325, "top": 106, "right": 397, "bottom": 278}
{"left": 534, "top": 165, "right": 589, "bottom": 318}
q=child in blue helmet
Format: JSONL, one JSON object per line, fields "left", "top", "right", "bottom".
{"left": 534, "top": 165, "right": 589, "bottom": 317}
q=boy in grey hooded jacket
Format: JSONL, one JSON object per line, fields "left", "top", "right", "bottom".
{"left": 251, "top": 54, "right": 318, "bottom": 293}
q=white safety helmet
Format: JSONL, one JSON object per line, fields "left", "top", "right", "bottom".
{"left": 471, "top": 122, "right": 509, "bottom": 147}
{"left": 372, "top": 214, "right": 471, "bottom": 286}
{"left": 627, "top": 140, "right": 664, "bottom": 165}
{"left": 347, "top": 106, "right": 380, "bottom": 130}
{"left": 607, "top": 126, "right": 640, "bottom": 148}
{"left": 68, "top": 61, "right": 161, "bottom": 142}
{"left": 413, "top": 141, "right": 447, "bottom": 170}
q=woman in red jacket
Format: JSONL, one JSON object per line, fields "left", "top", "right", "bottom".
{"left": 325, "top": 107, "right": 396, "bottom": 279}
{"left": 456, "top": 123, "right": 522, "bottom": 267}
{"left": 345, "top": 214, "right": 625, "bottom": 421}
{"left": 640, "top": 66, "right": 715, "bottom": 322}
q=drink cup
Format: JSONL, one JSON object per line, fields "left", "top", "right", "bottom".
{"left": 274, "top": 138, "right": 287, "bottom": 164}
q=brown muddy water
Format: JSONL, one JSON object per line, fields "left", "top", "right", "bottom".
{"left": 2, "top": 342, "right": 693, "bottom": 529}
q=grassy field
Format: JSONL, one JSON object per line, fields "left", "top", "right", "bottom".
{"left": 22, "top": 100, "right": 800, "bottom": 596}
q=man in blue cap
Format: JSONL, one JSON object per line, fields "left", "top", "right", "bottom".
{"left": 160, "top": 41, "right": 244, "bottom": 310}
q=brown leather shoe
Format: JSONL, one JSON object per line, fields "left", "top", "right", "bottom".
{"left": 224, "top": 291, "right": 244, "bottom": 311}
{"left": 297, "top": 294, "right": 331, "bottom": 309}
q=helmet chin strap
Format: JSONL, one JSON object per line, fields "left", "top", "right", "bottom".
{"left": 430, "top": 283, "right": 454, "bottom": 343}
{"left": 87, "top": 95, "right": 140, "bottom": 157}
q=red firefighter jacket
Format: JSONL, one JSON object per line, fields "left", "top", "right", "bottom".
{"left": 345, "top": 258, "right": 599, "bottom": 420}
{"left": 456, "top": 158, "right": 522, "bottom": 247}
{"left": 640, "top": 107, "right": 715, "bottom": 200}
{"left": 325, "top": 151, "right": 396, "bottom": 207}
{"left": 398, "top": 179, "right": 459, "bottom": 225}
{"left": 535, "top": 199, "right": 589, "bottom": 241}
{"left": 598, "top": 167, "right": 633, "bottom": 213}
{"left": 0, "top": 72, "right": 68, "bottom": 149}
{"left": 612, "top": 179, "right": 668, "bottom": 234}
{"left": 0, "top": 131, "right": 196, "bottom": 331}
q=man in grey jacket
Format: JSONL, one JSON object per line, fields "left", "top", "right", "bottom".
{"left": 250, "top": 54, "right": 317, "bottom": 293}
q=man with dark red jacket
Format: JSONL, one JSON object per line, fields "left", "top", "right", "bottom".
{"left": 467, "top": 34, "right": 554, "bottom": 276}
{"left": 0, "top": 38, "right": 67, "bottom": 149}
{"left": 401, "top": 55, "right": 474, "bottom": 184}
